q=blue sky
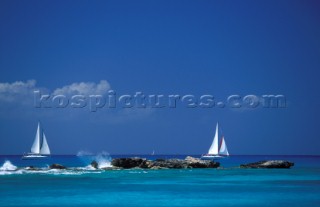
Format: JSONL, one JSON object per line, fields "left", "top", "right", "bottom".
{"left": 0, "top": 0, "right": 319, "bottom": 155}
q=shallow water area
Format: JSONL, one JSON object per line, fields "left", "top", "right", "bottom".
{"left": 0, "top": 155, "right": 319, "bottom": 207}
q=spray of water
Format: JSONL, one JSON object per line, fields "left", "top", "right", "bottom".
{"left": 95, "top": 151, "right": 112, "bottom": 168}
{"left": 0, "top": 160, "right": 17, "bottom": 171}
{"left": 77, "top": 150, "right": 112, "bottom": 169}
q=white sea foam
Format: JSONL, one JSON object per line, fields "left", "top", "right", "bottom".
{"left": 0, "top": 161, "right": 22, "bottom": 175}
{"left": 128, "top": 171, "right": 148, "bottom": 174}
{"left": 47, "top": 169, "right": 101, "bottom": 175}
{"left": 0, "top": 170, "right": 23, "bottom": 175}
{"left": 95, "top": 151, "right": 112, "bottom": 168}
{"left": 76, "top": 165, "right": 97, "bottom": 171}
{"left": 0, "top": 168, "right": 102, "bottom": 176}
{"left": 0, "top": 155, "right": 111, "bottom": 176}
{"left": 77, "top": 150, "right": 112, "bottom": 169}
{"left": 0, "top": 160, "right": 103, "bottom": 176}
{"left": 0, "top": 160, "right": 17, "bottom": 171}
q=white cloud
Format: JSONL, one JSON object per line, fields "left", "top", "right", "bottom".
{"left": 53, "top": 80, "right": 110, "bottom": 96}
{"left": 0, "top": 80, "right": 37, "bottom": 102}
{"left": 0, "top": 80, "right": 111, "bottom": 102}
{"left": 0, "top": 80, "right": 155, "bottom": 123}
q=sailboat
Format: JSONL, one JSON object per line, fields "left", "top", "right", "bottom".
{"left": 22, "top": 122, "right": 51, "bottom": 159}
{"left": 201, "top": 123, "right": 229, "bottom": 160}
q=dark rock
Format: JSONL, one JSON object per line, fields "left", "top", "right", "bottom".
{"left": 111, "top": 157, "right": 148, "bottom": 169}
{"left": 149, "top": 159, "right": 189, "bottom": 169}
{"left": 240, "top": 160, "right": 294, "bottom": 169}
{"left": 111, "top": 156, "right": 220, "bottom": 169}
{"left": 91, "top": 161, "right": 99, "bottom": 169}
{"left": 185, "top": 156, "right": 220, "bottom": 168}
{"left": 49, "top": 164, "right": 67, "bottom": 169}
{"left": 155, "top": 158, "right": 166, "bottom": 162}
{"left": 25, "top": 166, "right": 40, "bottom": 171}
{"left": 100, "top": 167, "right": 119, "bottom": 170}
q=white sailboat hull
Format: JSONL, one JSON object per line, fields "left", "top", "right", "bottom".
{"left": 22, "top": 153, "right": 50, "bottom": 159}
{"left": 201, "top": 154, "right": 227, "bottom": 160}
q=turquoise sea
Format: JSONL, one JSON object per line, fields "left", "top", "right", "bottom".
{"left": 0, "top": 155, "right": 319, "bottom": 207}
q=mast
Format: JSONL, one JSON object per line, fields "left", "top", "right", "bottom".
{"left": 208, "top": 122, "right": 219, "bottom": 155}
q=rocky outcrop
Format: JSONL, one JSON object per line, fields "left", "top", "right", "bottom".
{"left": 111, "top": 156, "right": 219, "bottom": 169}
{"left": 185, "top": 156, "right": 220, "bottom": 168}
{"left": 49, "top": 164, "right": 67, "bottom": 169}
{"left": 240, "top": 160, "right": 294, "bottom": 169}
{"left": 148, "top": 159, "right": 187, "bottom": 169}
{"left": 111, "top": 157, "right": 148, "bottom": 169}
{"left": 25, "top": 166, "right": 40, "bottom": 171}
{"left": 90, "top": 161, "right": 99, "bottom": 169}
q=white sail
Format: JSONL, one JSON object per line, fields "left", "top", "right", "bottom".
{"left": 208, "top": 123, "right": 219, "bottom": 155}
{"left": 30, "top": 123, "right": 41, "bottom": 154}
{"left": 40, "top": 132, "right": 50, "bottom": 155}
{"left": 219, "top": 137, "right": 229, "bottom": 156}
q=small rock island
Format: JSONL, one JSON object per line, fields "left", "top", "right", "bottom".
{"left": 240, "top": 160, "right": 294, "bottom": 169}
{"left": 95, "top": 156, "right": 220, "bottom": 169}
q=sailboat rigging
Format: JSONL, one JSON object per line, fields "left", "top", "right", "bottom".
{"left": 22, "top": 122, "right": 51, "bottom": 159}
{"left": 201, "top": 123, "right": 229, "bottom": 159}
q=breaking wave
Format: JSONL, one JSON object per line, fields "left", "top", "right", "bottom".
{"left": 95, "top": 151, "right": 112, "bottom": 168}
{"left": 0, "top": 160, "right": 17, "bottom": 171}
{"left": 77, "top": 150, "right": 112, "bottom": 169}
{"left": 0, "top": 160, "right": 103, "bottom": 176}
{"left": 0, "top": 151, "right": 113, "bottom": 176}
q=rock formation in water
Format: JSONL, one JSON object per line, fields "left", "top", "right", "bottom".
{"left": 240, "top": 160, "right": 294, "bottom": 169}
{"left": 110, "top": 156, "right": 220, "bottom": 169}
{"left": 90, "top": 161, "right": 99, "bottom": 169}
{"left": 25, "top": 166, "right": 41, "bottom": 171}
{"left": 49, "top": 164, "right": 67, "bottom": 169}
{"left": 111, "top": 157, "right": 148, "bottom": 169}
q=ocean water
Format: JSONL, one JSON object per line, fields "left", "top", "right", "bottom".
{"left": 0, "top": 155, "right": 319, "bottom": 207}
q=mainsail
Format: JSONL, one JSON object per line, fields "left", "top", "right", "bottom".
{"left": 208, "top": 123, "right": 219, "bottom": 155}
{"left": 30, "top": 123, "right": 41, "bottom": 154}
